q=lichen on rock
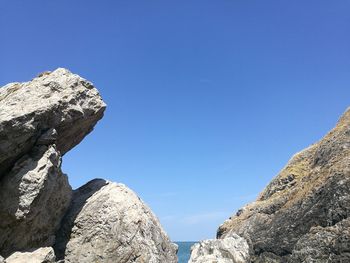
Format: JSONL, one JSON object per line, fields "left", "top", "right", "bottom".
{"left": 214, "top": 107, "right": 350, "bottom": 262}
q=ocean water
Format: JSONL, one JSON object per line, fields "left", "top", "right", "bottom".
{"left": 176, "top": 242, "right": 197, "bottom": 263}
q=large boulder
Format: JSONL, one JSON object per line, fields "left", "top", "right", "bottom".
{"left": 0, "top": 68, "right": 106, "bottom": 177}
{"left": 0, "top": 145, "right": 72, "bottom": 257}
{"left": 54, "top": 179, "right": 178, "bottom": 263}
{"left": 188, "top": 234, "right": 250, "bottom": 263}
{"left": 5, "top": 247, "right": 55, "bottom": 263}
{"left": 214, "top": 107, "right": 350, "bottom": 262}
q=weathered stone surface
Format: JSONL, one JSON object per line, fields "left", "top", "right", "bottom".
{"left": 0, "top": 69, "right": 177, "bottom": 263}
{"left": 188, "top": 234, "right": 250, "bottom": 263}
{"left": 215, "top": 108, "right": 350, "bottom": 262}
{"left": 0, "top": 145, "right": 72, "bottom": 257}
{"left": 54, "top": 179, "right": 178, "bottom": 263}
{"left": 0, "top": 68, "right": 106, "bottom": 177}
{"left": 5, "top": 247, "right": 55, "bottom": 263}
{"left": 289, "top": 218, "right": 350, "bottom": 263}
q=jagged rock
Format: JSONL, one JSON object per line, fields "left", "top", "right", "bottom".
{"left": 188, "top": 234, "right": 250, "bottom": 263}
{"left": 0, "top": 145, "right": 72, "bottom": 257}
{"left": 0, "top": 69, "right": 177, "bottom": 263}
{"left": 215, "top": 108, "right": 350, "bottom": 262}
{"left": 0, "top": 68, "right": 106, "bottom": 177}
{"left": 54, "top": 179, "right": 178, "bottom": 263}
{"left": 5, "top": 247, "right": 55, "bottom": 263}
{"left": 290, "top": 218, "right": 350, "bottom": 262}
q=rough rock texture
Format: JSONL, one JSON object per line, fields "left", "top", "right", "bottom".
{"left": 0, "top": 68, "right": 106, "bottom": 177}
{"left": 5, "top": 247, "right": 55, "bottom": 263}
{"left": 188, "top": 234, "right": 250, "bottom": 263}
{"left": 0, "top": 145, "right": 71, "bottom": 257}
{"left": 216, "top": 108, "right": 350, "bottom": 262}
{"left": 290, "top": 218, "right": 350, "bottom": 262}
{"left": 54, "top": 179, "right": 178, "bottom": 263}
{"left": 0, "top": 69, "right": 176, "bottom": 263}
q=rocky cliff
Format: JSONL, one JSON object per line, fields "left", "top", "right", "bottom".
{"left": 189, "top": 107, "right": 350, "bottom": 263}
{"left": 0, "top": 69, "right": 177, "bottom": 262}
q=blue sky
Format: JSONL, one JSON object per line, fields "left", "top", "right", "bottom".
{"left": 1, "top": 1, "right": 350, "bottom": 241}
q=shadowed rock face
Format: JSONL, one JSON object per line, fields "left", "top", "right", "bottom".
{"left": 0, "top": 145, "right": 72, "bottom": 257}
{"left": 0, "top": 68, "right": 106, "bottom": 178}
{"left": 54, "top": 179, "right": 178, "bottom": 263}
{"left": 216, "top": 108, "right": 350, "bottom": 262}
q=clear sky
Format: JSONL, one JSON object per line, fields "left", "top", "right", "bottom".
{"left": 1, "top": 0, "right": 350, "bottom": 241}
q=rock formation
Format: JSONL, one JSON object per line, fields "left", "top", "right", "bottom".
{"left": 188, "top": 234, "right": 250, "bottom": 263}
{"left": 191, "top": 107, "right": 350, "bottom": 262}
{"left": 0, "top": 69, "right": 177, "bottom": 262}
{"left": 55, "top": 179, "right": 178, "bottom": 263}
{"left": 5, "top": 247, "right": 56, "bottom": 263}
{"left": 0, "top": 145, "right": 71, "bottom": 256}
{"left": 0, "top": 68, "right": 105, "bottom": 178}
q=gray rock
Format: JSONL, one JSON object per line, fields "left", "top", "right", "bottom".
{"left": 0, "top": 255, "right": 3, "bottom": 263}
{"left": 216, "top": 107, "right": 350, "bottom": 261}
{"left": 54, "top": 179, "right": 178, "bottom": 263}
{"left": 0, "top": 69, "right": 178, "bottom": 263}
{"left": 188, "top": 234, "right": 250, "bottom": 263}
{"left": 290, "top": 218, "right": 350, "bottom": 263}
{"left": 5, "top": 247, "right": 55, "bottom": 263}
{"left": 36, "top": 128, "right": 58, "bottom": 146}
{"left": 0, "top": 68, "right": 106, "bottom": 177}
{"left": 0, "top": 145, "right": 72, "bottom": 257}
{"left": 253, "top": 252, "right": 285, "bottom": 263}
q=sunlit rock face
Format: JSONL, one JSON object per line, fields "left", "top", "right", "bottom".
{"left": 55, "top": 179, "right": 178, "bottom": 263}
{"left": 0, "top": 69, "right": 176, "bottom": 262}
{"left": 5, "top": 247, "right": 56, "bottom": 263}
{"left": 0, "top": 68, "right": 106, "bottom": 178}
{"left": 188, "top": 234, "right": 250, "bottom": 263}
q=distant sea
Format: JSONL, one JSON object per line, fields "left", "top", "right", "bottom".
{"left": 176, "top": 241, "right": 197, "bottom": 263}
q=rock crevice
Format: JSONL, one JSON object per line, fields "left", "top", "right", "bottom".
{"left": 0, "top": 69, "right": 177, "bottom": 263}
